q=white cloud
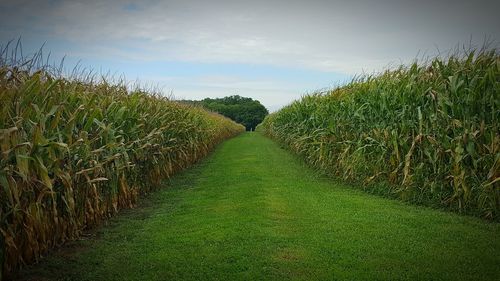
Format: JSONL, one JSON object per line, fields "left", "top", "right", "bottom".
{"left": 1, "top": 0, "right": 499, "bottom": 108}
{"left": 3, "top": 0, "right": 499, "bottom": 75}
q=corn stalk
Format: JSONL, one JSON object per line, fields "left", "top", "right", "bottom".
{"left": 0, "top": 49, "right": 245, "bottom": 278}
{"left": 259, "top": 49, "right": 499, "bottom": 220}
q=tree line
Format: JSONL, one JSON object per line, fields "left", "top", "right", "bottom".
{"left": 180, "top": 95, "right": 269, "bottom": 131}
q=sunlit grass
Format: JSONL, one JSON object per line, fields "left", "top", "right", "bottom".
{"left": 15, "top": 133, "right": 500, "bottom": 281}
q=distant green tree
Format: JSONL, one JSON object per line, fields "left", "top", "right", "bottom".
{"left": 180, "top": 95, "right": 268, "bottom": 131}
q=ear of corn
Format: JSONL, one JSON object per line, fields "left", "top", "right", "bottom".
{"left": 0, "top": 50, "right": 245, "bottom": 277}
{"left": 258, "top": 49, "right": 499, "bottom": 220}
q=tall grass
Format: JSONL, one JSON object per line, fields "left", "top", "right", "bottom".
{"left": 259, "top": 48, "right": 499, "bottom": 220}
{"left": 0, "top": 44, "right": 244, "bottom": 277}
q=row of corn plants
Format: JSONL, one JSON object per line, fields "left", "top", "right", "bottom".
{"left": 0, "top": 52, "right": 245, "bottom": 278}
{"left": 259, "top": 49, "right": 499, "bottom": 220}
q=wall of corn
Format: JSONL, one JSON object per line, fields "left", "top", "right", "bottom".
{"left": 0, "top": 62, "right": 245, "bottom": 277}
{"left": 259, "top": 49, "right": 499, "bottom": 220}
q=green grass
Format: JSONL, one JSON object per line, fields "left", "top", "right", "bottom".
{"left": 16, "top": 133, "right": 500, "bottom": 281}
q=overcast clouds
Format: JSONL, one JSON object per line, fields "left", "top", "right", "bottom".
{"left": 1, "top": 0, "right": 499, "bottom": 110}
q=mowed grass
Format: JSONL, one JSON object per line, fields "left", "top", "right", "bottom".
{"left": 16, "top": 133, "right": 500, "bottom": 281}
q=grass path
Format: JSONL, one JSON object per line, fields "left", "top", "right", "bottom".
{"left": 17, "top": 133, "right": 500, "bottom": 281}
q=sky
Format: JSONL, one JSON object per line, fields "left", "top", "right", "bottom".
{"left": 1, "top": 0, "right": 499, "bottom": 111}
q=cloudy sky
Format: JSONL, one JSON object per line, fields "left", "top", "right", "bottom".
{"left": 1, "top": 0, "right": 499, "bottom": 111}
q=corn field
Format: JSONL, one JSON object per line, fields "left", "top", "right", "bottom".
{"left": 259, "top": 49, "right": 499, "bottom": 220}
{"left": 0, "top": 49, "right": 244, "bottom": 277}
